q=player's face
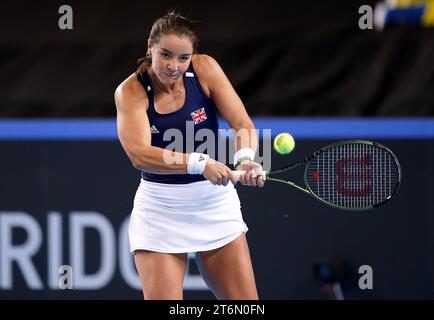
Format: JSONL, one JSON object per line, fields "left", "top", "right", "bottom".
{"left": 149, "top": 34, "right": 193, "bottom": 85}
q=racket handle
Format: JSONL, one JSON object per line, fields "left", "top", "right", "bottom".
{"left": 233, "top": 170, "right": 267, "bottom": 181}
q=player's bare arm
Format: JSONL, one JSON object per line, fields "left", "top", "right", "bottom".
{"left": 193, "top": 55, "right": 263, "bottom": 186}
{"left": 115, "top": 74, "right": 189, "bottom": 174}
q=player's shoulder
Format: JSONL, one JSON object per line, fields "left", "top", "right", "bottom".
{"left": 192, "top": 53, "right": 218, "bottom": 66}
{"left": 114, "top": 73, "right": 148, "bottom": 110}
{"left": 192, "top": 54, "right": 223, "bottom": 77}
{"left": 115, "top": 73, "right": 146, "bottom": 97}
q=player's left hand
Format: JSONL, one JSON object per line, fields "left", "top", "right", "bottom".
{"left": 236, "top": 160, "right": 265, "bottom": 188}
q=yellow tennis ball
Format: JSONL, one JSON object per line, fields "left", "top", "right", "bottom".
{"left": 274, "top": 133, "right": 295, "bottom": 155}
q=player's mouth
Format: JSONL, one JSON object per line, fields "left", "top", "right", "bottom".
{"left": 165, "top": 73, "right": 180, "bottom": 79}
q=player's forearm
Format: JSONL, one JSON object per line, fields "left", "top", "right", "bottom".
{"left": 233, "top": 119, "right": 258, "bottom": 152}
{"left": 130, "top": 145, "right": 189, "bottom": 174}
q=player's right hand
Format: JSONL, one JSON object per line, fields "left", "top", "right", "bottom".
{"left": 203, "top": 158, "right": 237, "bottom": 186}
{"left": 235, "top": 160, "right": 265, "bottom": 188}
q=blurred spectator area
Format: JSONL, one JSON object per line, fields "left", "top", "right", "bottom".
{"left": 0, "top": 0, "right": 433, "bottom": 117}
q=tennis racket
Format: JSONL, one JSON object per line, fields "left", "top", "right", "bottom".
{"left": 233, "top": 140, "right": 402, "bottom": 210}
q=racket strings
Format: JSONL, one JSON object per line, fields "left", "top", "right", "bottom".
{"left": 306, "top": 143, "right": 400, "bottom": 208}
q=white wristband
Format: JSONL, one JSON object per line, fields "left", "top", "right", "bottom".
{"left": 233, "top": 148, "right": 255, "bottom": 166}
{"left": 187, "top": 153, "right": 209, "bottom": 175}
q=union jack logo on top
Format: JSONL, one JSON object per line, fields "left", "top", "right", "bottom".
{"left": 191, "top": 107, "right": 207, "bottom": 125}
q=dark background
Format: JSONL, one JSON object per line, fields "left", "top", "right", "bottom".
{"left": 0, "top": 0, "right": 433, "bottom": 117}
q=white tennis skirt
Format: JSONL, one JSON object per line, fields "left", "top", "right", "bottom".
{"left": 128, "top": 179, "right": 248, "bottom": 254}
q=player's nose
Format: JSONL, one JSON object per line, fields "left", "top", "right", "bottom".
{"left": 167, "top": 59, "right": 178, "bottom": 72}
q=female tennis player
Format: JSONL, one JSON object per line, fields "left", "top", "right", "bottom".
{"left": 114, "top": 11, "right": 264, "bottom": 300}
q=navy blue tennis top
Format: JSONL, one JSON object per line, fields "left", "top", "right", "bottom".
{"left": 137, "top": 63, "right": 220, "bottom": 184}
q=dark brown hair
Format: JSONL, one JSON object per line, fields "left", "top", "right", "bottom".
{"left": 136, "top": 11, "right": 198, "bottom": 75}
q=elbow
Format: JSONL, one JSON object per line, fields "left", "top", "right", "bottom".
{"left": 129, "top": 146, "right": 152, "bottom": 171}
{"left": 130, "top": 156, "right": 143, "bottom": 170}
{"left": 130, "top": 152, "right": 147, "bottom": 171}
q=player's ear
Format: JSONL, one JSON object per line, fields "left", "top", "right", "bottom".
{"left": 147, "top": 39, "right": 152, "bottom": 51}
